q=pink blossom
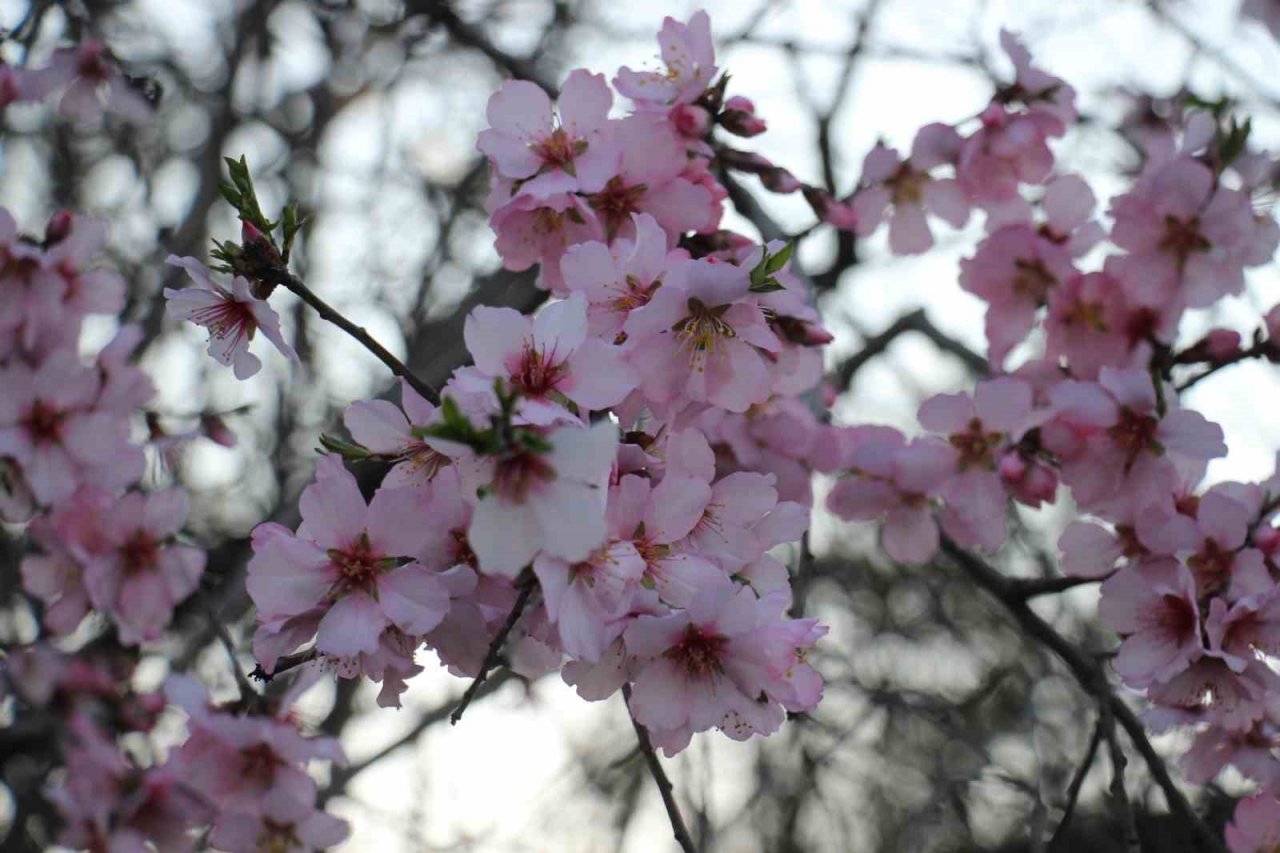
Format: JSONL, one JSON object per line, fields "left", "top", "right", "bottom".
{"left": 0, "top": 208, "right": 62, "bottom": 352}
{"left": 247, "top": 455, "right": 451, "bottom": 662}
{"left": 1110, "top": 156, "right": 1272, "bottom": 309}
{"left": 586, "top": 116, "right": 721, "bottom": 241}
{"left": 997, "top": 30, "right": 1077, "bottom": 129}
{"left": 1183, "top": 721, "right": 1280, "bottom": 792}
{"left": 342, "top": 379, "right": 449, "bottom": 487}
{"left": 1040, "top": 368, "right": 1225, "bottom": 516}
{"left": 534, "top": 538, "right": 646, "bottom": 661}
{"left": 959, "top": 223, "right": 1078, "bottom": 365}
{"left": 208, "top": 788, "right": 350, "bottom": 853}
{"left": 0, "top": 349, "right": 143, "bottom": 504}
{"left": 164, "top": 255, "right": 298, "bottom": 380}
{"left": 917, "top": 377, "right": 1034, "bottom": 549}
{"left": 1226, "top": 794, "right": 1280, "bottom": 852}
{"left": 1044, "top": 269, "right": 1161, "bottom": 380}
{"left": 80, "top": 489, "right": 205, "bottom": 645}
{"left": 1147, "top": 655, "right": 1280, "bottom": 732}
{"left": 478, "top": 70, "right": 617, "bottom": 197}
{"left": 851, "top": 124, "right": 969, "bottom": 255}
{"left": 560, "top": 212, "right": 677, "bottom": 341}
{"left": 1097, "top": 559, "right": 1202, "bottom": 687}
{"left": 41, "top": 41, "right": 154, "bottom": 125}
{"left": 461, "top": 292, "right": 636, "bottom": 424}
{"left": 623, "top": 256, "right": 780, "bottom": 414}
{"left": 624, "top": 578, "right": 821, "bottom": 753}
{"left": 827, "top": 430, "right": 954, "bottom": 564}
{"left": 1135, "top": 485, "right": 1273, "bottom": 601}
{"left": 463, "top": 419, "right": 618, "bottom": 576}
{"left": 956, "top": 104, "right": 1058, "bottom": 205}
{"left": 607, "top": 473, "right": 726, "bottom": 607}
{"left": 614, "top": 12, "right": 717, "bottom": 110}
{"left": 488, "top": 190, "right": 604, "bottom": 293}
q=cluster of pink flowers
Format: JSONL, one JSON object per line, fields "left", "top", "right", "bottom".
{"left": 0, "top": 208, "right": 200, "bottom": 643}
{"left": 15, "top": 11, "right": 1280, "bottom": 850}
{"left": 826, "top": 31, "right": 1280, "bottom": 849}
{"left": 5, "top": 646, "right": 348, "bottom": 852}
{"left": 225, "top": 13, "right": 831, "bottom": 755}
{"left": 0, "top": 202, "right": 345, "bottom": 846}
{"left": 1, "top": 40, "right": 153, "bottom": 124}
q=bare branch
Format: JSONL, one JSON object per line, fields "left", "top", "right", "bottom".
{"left": 451, "top": 572, "right": 537, "bottom": 725}
{"left": 622, "top": 685, "right": 699, "bottom": 853}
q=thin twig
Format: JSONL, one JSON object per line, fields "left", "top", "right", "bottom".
{"left": 1007, "top": 574, "right": 1104, "bottom": 600}
{"left": 279, "top": 271, "right": 441, "bottom": 405}
{"left": 249, "top": 647, "right": 317, "bottom": 682}
{"left": 321, "top": 669, "right": 514, "bottom": 805}
{"left": 1048, "top": 721, "right": 1103, "bottom": 851}
{"left": 622, "top": 685, "right": 699, "bottom": 853}
{"left": 450, "top": 573, "right": 536, "bottom": 725}
{"left": 208, "top": 610, "right": 261, "bottom": 704}
{"left": 835, "top": 308, "right": 988, "bottom": 388}
{"left": 1099, "top": 690, "right": 1139, "bottom": 852}
{"left": 938, "top": 539, "right": 1227, "bottom": 853}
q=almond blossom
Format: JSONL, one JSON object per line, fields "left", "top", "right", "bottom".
{"left": 478, "top": 69, "right": 617, "bottom": 197}
{"left": 460, "top": 292, "right": 636, "bottom": 424}
{"left": 623, "top": 256, "right": 780, "bottom": 415}
{"left": 165, "top": 254, "right": 298, "bottom": 379}
{"left": 247, "top": 455, "right": 451, "bottom": 662}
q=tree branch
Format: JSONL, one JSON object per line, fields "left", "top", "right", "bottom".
{"left": 278, "top": 271, "right": 441, "bottom": 405}
{"left": 622, "top": 685, "right": 699, "bottom": 853}
{"left": 938, "top": 539, "right": 1227, "bottom": 853}
{"left": 450, "top": 572, "right": 536, "bottom": 725}
{"left": 835, "top": 308, "right": 988, "bottom": 388}
{"left": 1048, "top": 720, "right": 1103, "bottom": 851}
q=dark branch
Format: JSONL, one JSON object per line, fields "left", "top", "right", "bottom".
{"left": 450, "top": 572, "right": 537, "bottom": 725}
{"left": 623, "top": 685, "right": 699, "bottom": 853}
{"left": 938, "top": 539, "right": 1227, "bottom": 853}
{"left": 1048, "top": 720, "right": 1103, "bottom": 850}
{"left": 278, "top": 271, "right": 441, "bottom": 405}
{"left": 835, "top": 308, "right": 989, "bottom": 388}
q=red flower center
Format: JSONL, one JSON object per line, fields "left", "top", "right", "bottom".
{"left": 120, "top": 531, "right": 160, "bottom": 575}
{"left": 514, "top": 345, "right": 568, "bottom": 397}
{"left": 492, "top": 449, "right": 556, "bottom": 503}
{"left": 667, "top": 625, "right": 728, "bottom": 678}
{"left": 22, "top": 400, "right": 66, "bottom": 445}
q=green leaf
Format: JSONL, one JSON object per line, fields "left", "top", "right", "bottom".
{"left": 764, "top": 241, "right": 795, "bottom": 275}
{"left": 319, "top": 434, "right": 371, "bottom": 460}
{"left": 218, "top": 183, "right": 243, "bottom": 208}
{"left": 749, "top": 277, "right": 785, "bottom": 293}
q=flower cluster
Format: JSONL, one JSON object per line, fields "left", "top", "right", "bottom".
{"left": 826, "top": 32, "right": 1280, "bottom": 850}
{"left": 0, "top": 201, "right": 346, "bottom": 848}
{"left": 232, "top": 13, "right": 831, "bottom": 754}
{"left": 2, "top": 40, "right": 154, "bottom": 125}
{"left": 0, "top": 209, "right": 209, "bottom": 646}
{"left": 4, "top": 647, "right": 348, "bottom": 852}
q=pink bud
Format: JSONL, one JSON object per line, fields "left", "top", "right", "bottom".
{"left": 803, "top": 323, "right": 835, "bottom": 346}
{"left": 670, "top": 104, "right": 711, "bottom": 138}
{"left": 1254, "top": 525, "right": 1280, "bottom": 557}
{"left": 1202, "top": 328, "right": 1241, "bottom": 361}
{"left": 720, "top": 96, "right": 767, "bottom": 136}
{"left": 201, "top": 413, "right": 238, "bottom": 448}
{"left": 820, "top": 199, "right": 858, "bottom": 230}
{"left": 1266, "top": 304, "right": 1280, "bottom": 341}
{"left": 241, "top": 219, "right": 267, "bottom": 245}
{"left": 44, "top": 210, "right": 74, "bottom": 246}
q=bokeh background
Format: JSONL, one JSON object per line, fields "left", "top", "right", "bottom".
{"left": 3, "top": 0, "right": 1280, "bottom": 850}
